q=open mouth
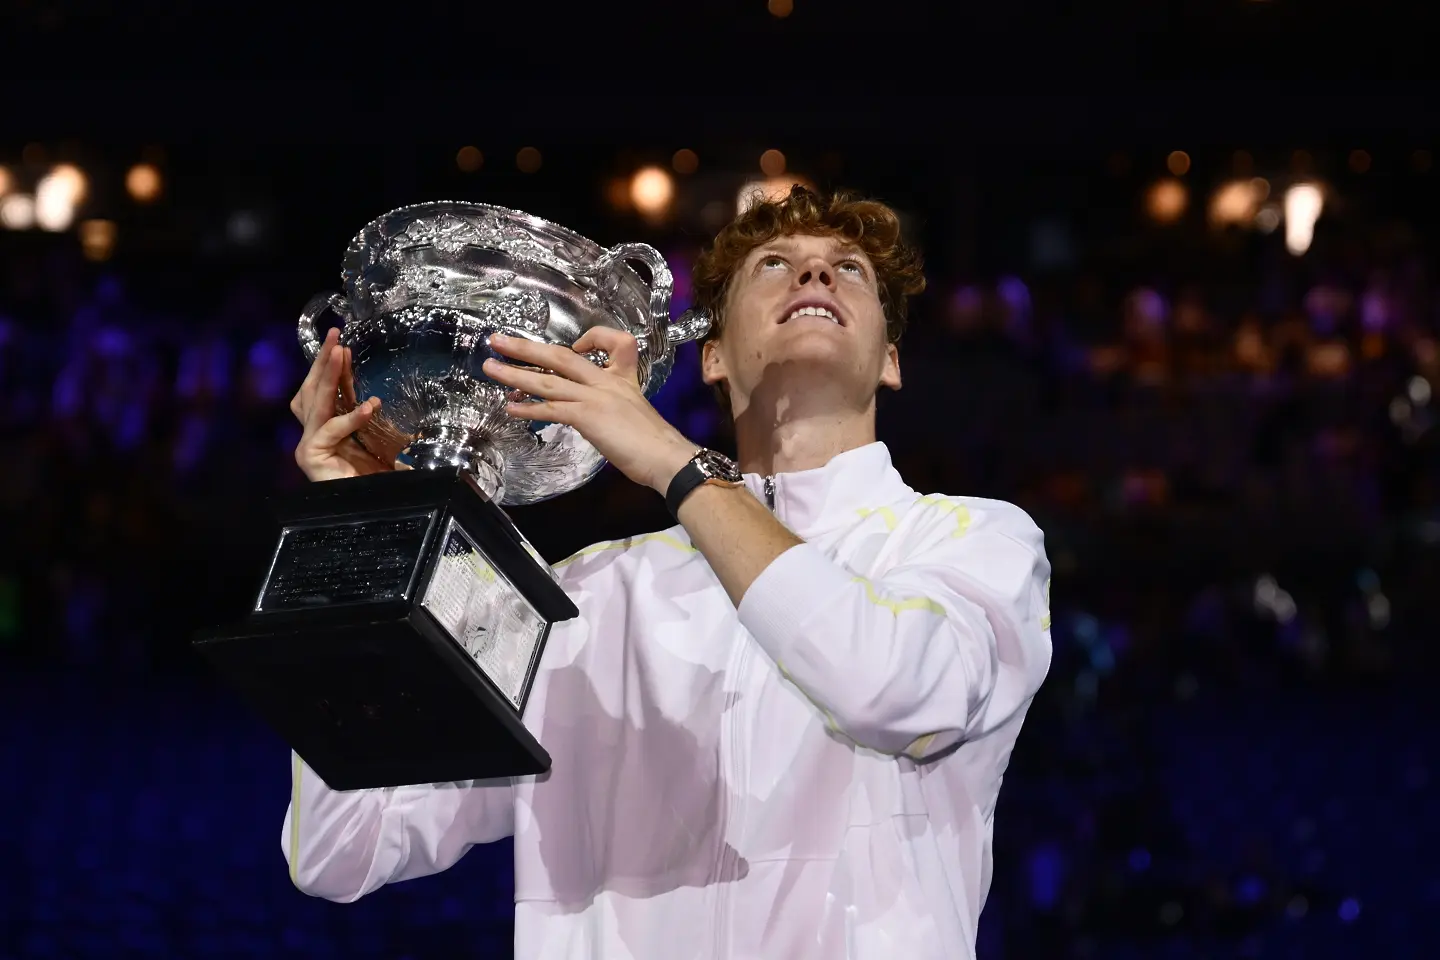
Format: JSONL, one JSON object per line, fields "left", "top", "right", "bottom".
{"left": 780, "top": 303, "right": 844, "bottom": 325}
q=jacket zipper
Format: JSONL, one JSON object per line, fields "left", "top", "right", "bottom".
{"left": 714, "top": 475, "right": 773, "bottom": 958}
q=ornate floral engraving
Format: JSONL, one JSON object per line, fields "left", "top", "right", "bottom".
{"left": 391, "top": 212, "right": 483, "bottom": 256}
{"left": 387, "top": 209, "right": 560, "bottom": 265}
{"left": 475, "top": 290, "right": 550, "bottom": 334}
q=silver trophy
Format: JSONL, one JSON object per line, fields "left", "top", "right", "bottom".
{"left": 297, "top": 200, "right": 710, "bottom": 502}
{"left": 196, "top": 202, "right": 710, "bottom": 789}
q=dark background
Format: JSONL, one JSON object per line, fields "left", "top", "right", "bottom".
{"left": 3, "top": 2, "right": 1439, "bottom": 958}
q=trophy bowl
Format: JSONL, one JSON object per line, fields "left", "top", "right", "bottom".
{"left": 297, "top": 201, "right": 711, "bottom": 505}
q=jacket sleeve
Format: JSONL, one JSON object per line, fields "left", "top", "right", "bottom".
{"left": 736, "top": 502, "right": 1052, "bottom": 761}
{"left": 280, "top": 752, "right": 515, "bottom": 902}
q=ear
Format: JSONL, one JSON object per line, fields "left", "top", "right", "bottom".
{"left": 879, "top": 341, "right": 902, "bottom": 391}
{"left": 701, "top": 337, "right": 728, "bottom": 387}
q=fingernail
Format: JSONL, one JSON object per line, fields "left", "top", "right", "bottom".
{"left": 491, "top": 333, "right": 509, "bottom": 343}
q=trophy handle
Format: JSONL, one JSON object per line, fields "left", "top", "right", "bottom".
{"left": 572, "top": 241, "right": 674, "bottom": 333}
{"left": 570, "top": 242, "right": 694, "bottom": 396}
{"left": 298, "top": 291, "right": 349, "bottom": 363}
{"left": 668, "top": 308, "right": 712, "bottom": 345}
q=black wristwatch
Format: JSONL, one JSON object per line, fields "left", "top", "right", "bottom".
{"left": 664, "top": 448, "right": 744, "bottom": 518}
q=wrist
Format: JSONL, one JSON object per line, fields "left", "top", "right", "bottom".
{"left": 648, "top": 438, "right": 701, "bottom": 495}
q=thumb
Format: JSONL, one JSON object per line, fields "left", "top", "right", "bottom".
{"left": 573, "top": 327, "right": 641, "bottom": 386}
{"left": 313, "top": 396, "right": 380, "bottom": 448}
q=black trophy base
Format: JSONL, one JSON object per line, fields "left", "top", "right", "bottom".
{"left": 194, "top": 467, "right": 577, "bottom": 791}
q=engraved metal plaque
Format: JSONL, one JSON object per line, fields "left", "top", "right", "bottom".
{"left": 257, "top": 512, "right": 433, "bottom": 612}
{"left": 421, "top": 517, "right": 547, "bottom": 709}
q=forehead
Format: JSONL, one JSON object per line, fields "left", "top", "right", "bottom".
{"left": 746, "top": 233, "right": 868, "bottom": 262}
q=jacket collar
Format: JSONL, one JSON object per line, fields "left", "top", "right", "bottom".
{"left": 742, "top": 442, "right": 914, "bottom": 539}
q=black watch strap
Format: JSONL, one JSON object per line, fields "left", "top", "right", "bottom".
{"left": 666, "top": 449, "right": 742, "bottom": 518}
{"left": 665, "top": 460, "right": 711, "bottom": 519}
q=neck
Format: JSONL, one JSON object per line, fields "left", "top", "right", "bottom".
{"left": 729, "top": 382, "right": 878, "bottom": 475}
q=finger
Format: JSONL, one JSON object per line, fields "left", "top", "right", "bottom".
{"left": 572, "top": 327, "right": 641, "bottom": 385}
{"left": 291, "top": 332, "right": 338, "bottom": 417}
{"left": 304, "top": 343, "right": 345, "bottom": 431}
{"left": 505, "top": 399, "right": 574, "bottom": 424}
{"left": 299, "top": 327, "right": 341, "bottom": 395}
{"left": 340, "top": 346, "right": 358, "bottom": 410}
{"left": 489, "top": 333, "right": 602, "bottom": 385}
{"left": 482, "top": 357, "right": 587, "bottom": 401}
{"left": 572, "top": 326, "right": 639, "bottom": 360}
{"left": 313, "top": 396, "right": 380, "bottom": 446}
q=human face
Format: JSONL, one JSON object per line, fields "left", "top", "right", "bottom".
{"left": 701, "top": 233, "right": 902, "bottom": 413}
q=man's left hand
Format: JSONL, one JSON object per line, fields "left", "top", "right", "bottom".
{"left": 483, "top": 328, "right": 697, "bottom": 495}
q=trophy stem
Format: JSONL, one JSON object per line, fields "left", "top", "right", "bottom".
{"left": 408, "top": 425, "right": 506, "bottom": 501}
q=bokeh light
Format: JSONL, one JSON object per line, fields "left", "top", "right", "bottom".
{"left": 79, "top": 219, "right": 117, "bottom": 262}
{"left": 1209, "top": 179, "right": 1266, "bottom": 227}
{"left": 0, "top": 193, "right": 36, "bottom": 230}
{"left": 126, "top": 163, "right": 163, "bottom": 203}
{"left": 760, "top": 149, "right": 786, "bottom": 177}
{"left": 47, "top": 163, "right": 87, "bottom": 204}
{"left": 1167, "top": 151, "right": 1191, "bottom": 176}
{"left": 0, "top": 166, "right": 11, "bottom": 198}
{"left": 629, "top": 166, "right": 674, "bottom": 219}
{"left": 1146, "top": 178, "right": 1188, "bottom": 223}
{"left": 227, "top": 210, "right": 263, "bottom": 246}
{"left": 767, "top": 0, "right": 794, "bottom": 17}
{"left": 671, "top": 149, "right": 699, "bottom": 175}
{"left": 516, "top": 147, "right": 543, "bottom": 174}
{"left": 1349, "top": 149, "right": 1371, "bottom": 174}
{"left": 1284, "top": 182, "right": 1324, "bottom": 255}
{"left": 34, "top": 172, "right": 78, "bottom": 231}
{"left": 456, "top": 146, "right": 484, "bottom": 173}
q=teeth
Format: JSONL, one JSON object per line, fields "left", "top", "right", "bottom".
{"left": 786, "top": 306, "right": 839, "bottom": 323}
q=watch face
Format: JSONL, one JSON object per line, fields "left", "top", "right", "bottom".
{"left": 696, "top": 449, "right": 742, "bottom": 483}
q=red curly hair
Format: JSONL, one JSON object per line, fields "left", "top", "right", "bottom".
{"left": 692, "top": 185, "right": 927, "bottom": 348}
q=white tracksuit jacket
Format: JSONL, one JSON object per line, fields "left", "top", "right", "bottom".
{"left": 283, "top": 442, "right": 1053, "bottom": 959}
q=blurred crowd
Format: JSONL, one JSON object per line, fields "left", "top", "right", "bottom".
{"left": 9, "top": 224, "right": 1435, "bottom": 676}
{"left": 889, "top": 239, "right": 1438, "bottom": 688}
{"left": 0, "top": 249, "right": 308, "bottom": 669}
{"left": 2, "top": 205, "right": 1439, "bottom": 955}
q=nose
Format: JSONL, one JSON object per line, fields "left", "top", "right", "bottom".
{"left": 795, "top": 257, "right": 836, "bottom": 291}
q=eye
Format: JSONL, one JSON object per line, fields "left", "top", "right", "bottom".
{"left": 760, "top": 256, "right": 787, "bottom": 270}
{"left": 838, "top": 259, "right": 867, "bottom": 277}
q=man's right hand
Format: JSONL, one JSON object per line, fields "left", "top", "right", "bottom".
{"left": 290, "top": 327, "right": 392, "bottom": 482}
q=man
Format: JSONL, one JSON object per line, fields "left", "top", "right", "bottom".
{"left": 284, "top": 186, "right": 1052, "bottom": 959}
